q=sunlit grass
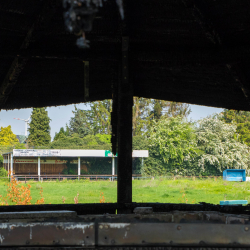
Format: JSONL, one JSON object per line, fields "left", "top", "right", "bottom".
{"left": 0, "top": 178, "right": 250, "bottom": 205}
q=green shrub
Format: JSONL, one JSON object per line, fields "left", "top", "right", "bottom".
{"left": 0, "top": 155, "right": 3, "bottom": 168}
{"left": 0, "top": 167, "right": 7, "bottom": 177}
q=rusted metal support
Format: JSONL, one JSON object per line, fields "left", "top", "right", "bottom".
{"left": 117, "top": 37, "right": 133, "bottom": 208}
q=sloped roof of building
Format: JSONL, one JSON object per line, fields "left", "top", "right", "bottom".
{"left": 16, "top": 135, "right": 27, "bottom": 144}
{"left": 1, "top": 0, "right": 250, "bottom": 110}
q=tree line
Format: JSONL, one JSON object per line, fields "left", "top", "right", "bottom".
{"left": 1, "top": 99, "right": 250, "bottom": 176}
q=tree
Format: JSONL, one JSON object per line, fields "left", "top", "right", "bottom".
{"left": 54, "top": 126, "right": 70, "bottom": 141}
{"left": 90, "top": 100, "right": 112, "bottom": 134}
{"left": 28, "top": 108, "right": 51, "bottom": 146}
{"left": 0, "top": 126, "right": 19, "bottom": 146}
{"left": 69, "top": 100, "right": 112, "bottom": 136}
{"left": 196, "top": 116, "right": 250, "bottom": 175}
{"left": 133, "top": 98, "right": 191, "bottom": 136}
{"left": 151, "top": 100, "right": 191, "bottom": 121}
{"left": 133, "top": 98, "right": 152, "bottom": 136}
{"left": 69, "top": 107, "right": 91, "bottom": 137}
{"left": 143, "top": 116, "right": 198, "bottom": 176}
{"left": 220, "top": 109, "right": 250, "bottom": 146}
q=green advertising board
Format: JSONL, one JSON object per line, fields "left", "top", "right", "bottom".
{"left": 105, "top": 150, "right": 117, "bottom": 157}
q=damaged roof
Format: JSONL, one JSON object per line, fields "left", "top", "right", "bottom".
{"left": 1, "top": 0, "right": 250, "bottom": 110}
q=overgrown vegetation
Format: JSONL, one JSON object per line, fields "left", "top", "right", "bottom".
{"left": 2, "top": 99, "right": 250, "bottom": 176}
{"left": 0, "top": 178, "right": 248, "bottom": 205}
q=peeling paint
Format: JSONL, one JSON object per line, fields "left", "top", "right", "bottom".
{"left": 207, "top": 214, "right": 210, "bottom": 221}
{"left": 0, "top": 222, "right": 94, "bottom": 234}
{"left": 105, "top": 223, "right": 130, "bottom": 229}
{"left": 64, "top": 224, "right": 94, "bottom": 234}
{"left": 123, "top": 231, "right": 128, "bottom": 239}
{"left": 0, "top": 234, "right": 4, "bottom": 244}
{"left": 30, "top": 227, "right": 32, "bottom": 240}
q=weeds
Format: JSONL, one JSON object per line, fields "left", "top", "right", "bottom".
{"left": 0, "top": 175, "right": 44, "bottom": 205}
{"left": 179, "top": 188, "right": 195, "bottom": 204}
{"left": 74, "top": 192, "right": 79, "bottom": 204}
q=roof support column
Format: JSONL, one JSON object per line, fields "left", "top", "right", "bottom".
{"left": 8, "top": 154, "right": 9, "bottom": 178}
{"left": 10, "top": 153, "right": 13, "bottom": 176}
{"left": 38, "top": 157, "right": 41, "bottom": 182}
{"left": 117, "top": 37, "right": 133, "bottom": 209}
{"left": 112, "top": 157, "right": 115, "bottom": 181}
{"left": 78, "top": 157, "right": 81, "bottom": 181}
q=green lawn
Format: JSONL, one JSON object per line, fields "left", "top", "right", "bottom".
{"left": 1, "top": 178, "right": 250, "bottom": 205}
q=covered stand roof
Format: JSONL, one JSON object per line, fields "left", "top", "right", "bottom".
{"left": 1, "top": 0, "right": 250, "bottom": 110}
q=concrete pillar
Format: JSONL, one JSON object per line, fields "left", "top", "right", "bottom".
{"left": 78, "top": 157, "right": 80, "bottom": 180}
{"left": 10, "top": 153, "right": 13, "bottom": 176}
{"left": 38, "top": 157, "right": 40, "bottom": 181}
{"left": 112, "top": 157, "right": 115, "bottom": 181}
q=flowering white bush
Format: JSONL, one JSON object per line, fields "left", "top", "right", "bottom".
{"left": 196, "top": 116, "right": 250, "bottom": 174}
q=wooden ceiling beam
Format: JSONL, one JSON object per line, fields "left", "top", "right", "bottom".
{"left": 0, "top": 0, "right": 59, "bottom": 110}
{"left": 183, "top": 0, "right": 222, "bottom": 46}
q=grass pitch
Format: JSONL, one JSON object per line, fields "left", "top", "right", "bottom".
{"left": 0, "top": 177, "right": 250, "bottom": 205}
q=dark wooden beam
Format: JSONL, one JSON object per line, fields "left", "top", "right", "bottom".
{"left": 227, "top": 63, "right": 250, "bottom": 108}
{"left": 183, "top": 0, "right": 222, "bottom": 46}
{"left": 0, "top": 0, "right": 59, "bottom": 109}
{"left": 117, "top": 37, "right": 133, "bottom": 209}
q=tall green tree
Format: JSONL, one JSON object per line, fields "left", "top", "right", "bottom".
{"left": 69, "top": 100, "right": 112, "bottom": 136}
{"left": 133, "top": 98, "right": 152, "bottom": 136}
{"left": 133, "top": 98, "right": 191, "bottom": 136}
{"left": 69, "top": 99, "right": 191, "bottom": 137}
{"left": 89, "top": 100, "right": 112, "bottom": 134}
{"left": 150, "top": 100, "right": 191, "bottom": 121}
{"left": 54, "top": 126, "right": 70, "bottom": 141}
{"left": 220, "top": 109, "right": 250, "bottom": 146}
{"left": 28, "top": 108, "right": 51, "bottom": 146}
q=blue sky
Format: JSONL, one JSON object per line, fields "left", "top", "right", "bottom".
{"left": 0, "top": 103, "right": 223, "bottom": 140}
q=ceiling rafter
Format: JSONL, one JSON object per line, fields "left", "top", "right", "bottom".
{"left": 183, "top": 0, "right": 250, "bottom": 108}
{"left": 0, "top": 0, "right": 59, "bottom": 109}
{"left": 182, "top": 0, "right": 222, "bottom": 46}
